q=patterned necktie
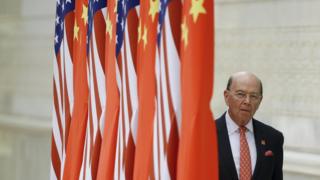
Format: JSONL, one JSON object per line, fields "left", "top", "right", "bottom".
{"left": 239, "top": 126, "right": 252, "bottom": 180}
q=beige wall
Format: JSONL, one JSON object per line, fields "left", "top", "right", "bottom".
{"left": 0, "top": 0, "right": 54, "bottom": 179}
{"left": 0, "top": 0, "right": 319, "bottom": 179}
{"left": 213, "top": 0, "right": 320, "bottom": 179}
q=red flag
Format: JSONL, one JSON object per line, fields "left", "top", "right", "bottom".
{"left": 96, "top": 0, "right": 120, "bottom": 179}
{"left": 51, "top": 1, "right": 75, "bottom": 179}
{"left": 177, "top": 0, "right": 219, "bottom": 179}
{"left": 62, "top": 0, "right": 90, "bottom": 179}
{"left": 52, "top": 0, "right": 218, "bottom": 179}
{"left": 133, "top": 0, "right": 159, "bottom": 178}
{"left": 79, "top": 0, "right": 106, "bottom": 179}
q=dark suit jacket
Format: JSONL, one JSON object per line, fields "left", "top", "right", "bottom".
{"left": 216, "top": 113, "right": 284, "bottom": 180}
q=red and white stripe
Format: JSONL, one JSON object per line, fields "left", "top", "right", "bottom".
{"left": 114, "top": 8, "right": 139, "bottom": 180}
{"left": 153, "top": 2, "right": 182, "bottom": 179}
{"left": 51, "top": 14, "right": 74, "bottom": 180}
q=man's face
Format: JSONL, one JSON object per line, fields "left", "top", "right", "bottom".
{"left": 224, "top": 74, "right": 262, "bottom": 126}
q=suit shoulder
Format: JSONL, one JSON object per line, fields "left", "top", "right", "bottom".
{"left": 215, "top": 113, "right": 225, "bottom": 121}
{"left": 215, "top": 113, "right": 226, "bottom": 126}
{"left": 253, "top": 120, "right": 284, "bottom": 141}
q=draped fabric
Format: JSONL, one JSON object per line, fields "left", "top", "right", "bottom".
{"left": 62, "top": 0, "right": 90, "bottom": 179}
{"left": 177, "top": 0, "right": 219, "bottom": 179}
{"left": 79, "top": 1, "right": 106, "bottom": 179}
{"left": 51, "top": 0, "right": 218, "bottom": 179}
{"left": 51, "top": 0, "right": 75, "bottom": 179}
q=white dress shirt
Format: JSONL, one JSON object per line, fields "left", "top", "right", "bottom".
{"left": 225, "top": 111, "right": 257, "bottom": 177}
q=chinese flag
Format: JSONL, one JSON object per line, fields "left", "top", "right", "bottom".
{"left": 177, "top": 0, "right": 219, "bottom": 179}
{"left": 62, "top": 0, "right": 89, "bottom": 179}
{"left": 96, "top": 0, "right": 120, "bottom": 179}
{"left": 133, "top": 0, "right": 159, "bottom": 179}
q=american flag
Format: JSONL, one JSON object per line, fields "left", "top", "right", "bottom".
{"left": 152, "top": 0, "right": 182, "bottom": 179}
{"left": 51, "top": 0, "right": 75, "bottom": 179}
{"left": 113, "top": 0, "right": 140, "bottom": 179}
{"left": 51, "top": 0, "right": 218, "bottom": 179}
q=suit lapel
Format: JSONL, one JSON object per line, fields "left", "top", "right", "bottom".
{"left": 217, "top": 114, "right": 238, "bottom": 180}
{"left": 252, "top": 120, "right": 266, "bottom": 179}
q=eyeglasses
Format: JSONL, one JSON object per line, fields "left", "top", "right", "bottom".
{"left": 228, "top": 90, "right": 262, "bottom": 102}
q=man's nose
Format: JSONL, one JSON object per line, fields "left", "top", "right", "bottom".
{"left": 243, "top": 95, "right": 251, "bottom": 103}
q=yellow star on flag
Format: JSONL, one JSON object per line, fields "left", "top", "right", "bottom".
{"left": 149, "top": 0, "right": 159, "bottom": 22}
{"left": 181, "top": 17, "right": 188, "bottom": 48}
{"left": 106, "top": 14, "right": 113, "bottom": 41}
{"left": 138, "top": 20, "right": 142, "bottom": 42}
{"left": 114, "top": 0, "right": 118, "bottom": 12}
{"left": 73, "top": 20, "right": 79, "bottom": 40}
{"left": 81, "top": 5, "right": 88, "bottom": 24}
{"left": 142, "top": 26, "right": 148, "bottom": 49}
{"left": 189, "top": 0, "right": 206, "bottom": 23}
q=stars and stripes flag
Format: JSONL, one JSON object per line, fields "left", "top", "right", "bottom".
{"left": 177, "top": 0, "right": 219, "bottom": 179}
{"left": 51, "top": 0, "right": 75, "bottom": 179}
{"left": 52, "top": 0, "right": 218, "bottom": 179}
{"left": 113, "top": 0, "right": 140, "bottom": 179}
{"left": 79, "top": 0, "right": 106, "bottom": 179}
{"left": 153, "top": 0, "right": 182, "bottom": 179}
{"left": 62, "top": 0, "right": 90, "bottom": 179}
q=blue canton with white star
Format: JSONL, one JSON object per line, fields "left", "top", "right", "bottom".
{"left": 157, "top": 0, "right": 170, "bottom": 45}
{"left": 87, "top": 0, "right": 107, "bottom": 54}
{"left": 115, "top": 0, "right": 139, "bottom": 56}
{"left": 54, "top": 0, "right": 75, "bottom": 54}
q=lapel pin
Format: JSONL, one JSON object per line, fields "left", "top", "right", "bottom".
{"left": 265, "top": 150, "right": 273, "bottom": 157}
{"left": 261, "top": 139, "right": 266, "bottom": 145}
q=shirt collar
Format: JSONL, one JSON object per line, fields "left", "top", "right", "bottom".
{"left": 225, "top": 110, "right": 254, "bottom": 135}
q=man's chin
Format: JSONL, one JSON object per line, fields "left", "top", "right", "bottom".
{"left": 239, "top": 115, "right": 251, "bottom": 125}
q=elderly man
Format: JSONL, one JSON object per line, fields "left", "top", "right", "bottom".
{"left": 216, "top": 72, "right": 284, "bottom": 180}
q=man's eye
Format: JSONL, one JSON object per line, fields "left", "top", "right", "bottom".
{"left": 237, "top": 93, "right": 245, "bottom": 97}
{"left": 250, "top": 95, "right": 258, "bottom": 99}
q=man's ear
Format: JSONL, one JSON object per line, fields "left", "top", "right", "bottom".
{"left": 224, "top": 90, "right": 229, "bottom": 106}
{"left": 258, "top": 95, "right": 263, "bottom": 106}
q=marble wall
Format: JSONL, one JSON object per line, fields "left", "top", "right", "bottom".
{"left": 213, "top": 0, "right": 320, "bottom": 178}
{"left": 0, "top": 0, "right": 319, "bottom": 179}
{"left": 0, "top": 0, "right": 53, "bottom": 117}
{"left": 0, "top": 0, "right": 54, "bottom": 179}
